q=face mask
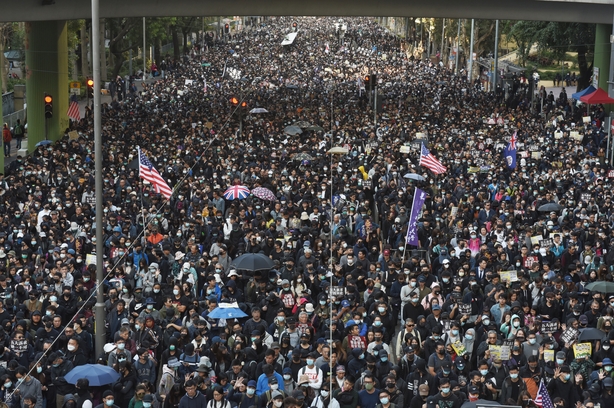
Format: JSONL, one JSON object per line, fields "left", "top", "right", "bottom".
{"left": 283, "top": 374, "right": 291, "bottom": 380}
{"left": 118, "top": 358, "right": 126, "bottom": 363}
{"left": 154, "top": 289, "right": 160, "bottom": 293}
{"left": 143, "top": 404, "right": 152, "bottom": 408}
{"left": 270, "top": 384, "right": 279, "bottom": 390}
{"left": 513, "top": 322, "right": 520, "bottom": 328}
{"left": 374, "top": 321, "right": 382, "bottom": 327}
{"left": 380, "top": 398, "right": 389, "bottom": 405}
{"left": 274, "top": 402, "right": 283, "bottom": 408}
{"left": 378, "top": 307, "right": 386, "bottom": 313}
{"left": 564, "top": 374, "right": 571, "bottom": 381}
{"left": 170, "top": 345, "right": 175, "bottom": 350}
{"left": 306, "top": 359, "right": 314, "bottom": 366}
{"left": 410, "top": 282, "right": 417, "bottom": 288}
{"left": 480, "top": 369, "right": 488, "bottom": 376}
{"left": 604, "top": 345, "right": 611, "bottom": 351}
{"left": 135, "top": 324, "right": 141, "bottom": 331}
{"left": 173, "top": 289, "right": 179, "bottom": 295}
{"left": 510, "top": 373, "right": 518, "bottom": 379}
{"left": 106, "top": 400, "right": 115, "bottom": 407}
{"left": 441, "top": 387, "right": 450, "bottom": 394}
{"left": 321, "top": 390, "right": 329, "bottom": 398}
{"left": 247, "top": 388, "right": 256, "bottom": 396}
{"left": 359, "top": 354, "right": 364, "bottom": 360}
{"left": 465, "top": 335, "right": 473, "bottom": 340}
{"left": 483, "top": 319, "right": 490, "bottom": 326}
{"left": 117, "top": 343, "right": 125, "bottom": 350}
{"left": 50, "top": 296, "right": 58, "bottom": 302}
{"left": 37, "top": 367, "right": 42, "bottom": 374}
{"left": 365, "top": 383, "right": 374, "bottom": 391}
{"left": 451, "top": 330, "right": 459, "bottom": 336}
{"left": 381, "top": 357, "right": 388, "bottom": 362}
{"left": 606, "top": 366, "right": 613, "bottom": 372}
{"left": 67, "top": 345, "right": 76, "bottom": 351}
{"left": 147, "top": 305, "right": 153, "bottom": 310}
{"left": 528, "top": 338, "right": 536, "bottom": 345}
{"left": 4, "top": 382, "right": 10, "bottom": 388}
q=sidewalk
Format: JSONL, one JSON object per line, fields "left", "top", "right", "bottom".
{"left": 4, "top": 78, "right": 160, "bottom": 168}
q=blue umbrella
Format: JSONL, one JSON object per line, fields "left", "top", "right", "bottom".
{"left": 64, "top": 363, "right": 121, "bottom": 386}
{"left": 208, "top": 306, "right": 247, "bottom": 319}
{"left": 35, "top": 140, "right": 52, "bottom": 147}
{"left": 208, "top": 307, "right": 247, "bottom": 319}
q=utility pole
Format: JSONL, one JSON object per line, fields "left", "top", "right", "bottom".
{"left": 493, "top": 20, "right": 500, "bottom": 91}
{"left": 455, "top": 19, "right": 461, "bottom": 75}
{"left": 468, "top": 19, "right": 475, "bottom": 83}
{"left": 91, "top": 0, "right": 105, "bottom": 360}
{"left": 142, "top": 17, "right": 146, "bottom": 81}
{"left": 441, "top": 18, "right": 446, "bottom": 63}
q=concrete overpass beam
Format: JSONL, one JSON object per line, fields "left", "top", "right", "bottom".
{"left": 25, "top": 20, "right": 69, "bottom": 152}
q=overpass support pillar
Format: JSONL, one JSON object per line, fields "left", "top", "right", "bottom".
{"left": 595, "top": 23, "right": 612, "bottom": 92}
{"left": 25, "top": 20, "right": 69, "bottom": 152}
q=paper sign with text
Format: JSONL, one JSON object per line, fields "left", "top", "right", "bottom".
{"left": 573, "top": 342, "right": 592, "bottom": 359}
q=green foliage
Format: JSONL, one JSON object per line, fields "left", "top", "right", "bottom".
{"left": 6, "top": 77, "right": 25, "bottom": 93}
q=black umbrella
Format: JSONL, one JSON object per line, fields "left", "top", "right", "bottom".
{"left": 585, "top": 281, "right": 614, "bottom": 293}
{"left": 461, "top": 400, "right": 500, "bottom": 408}
{"left": 579, "top": 328, "right": 606, "bottom": 342}
{"left": 127, "top": 158, "right": 139, "bottom": 169}
{"left": 538, "top": 203, "right": 563, "bottom": 212}
{"left": 230, "top": 253, "right": 274, "bottom": 271}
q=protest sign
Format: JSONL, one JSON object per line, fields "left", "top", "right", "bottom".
{"left": 573, "top": 342, "right": 592, "bottom": 359}
{"left": 489, "top": 345, "right": 511, "bottom": 361}
{"left": 544, "top": 350, "right": 554, "bottom": 363}
{"left": 499, "top": 271, "right": 518, "bottom": 283}
{"left": 10, "top": 339, "right": 27, "bottom": 352}
{"left": 451, "top": 341, "right": 467, "bottom": 356}
{"left": 458, "top": 304, "right": 472, "bottom": 316}
{"left": 560, "top": 327, "right": 579, "bottom": 344}
{"left": 399, "top": 145, "right": 410, "bottom": 154}
{"left": 539, "top": 238, "right": 553, "bottom": 249}
{"left": 541, "top": 321, "right": 558, "bottom": 334}
{"left": 86, "top": 254, "right": 97, "bottom": 266}
{"left": 530, "top": 236, "right": 543, "bottom": 246}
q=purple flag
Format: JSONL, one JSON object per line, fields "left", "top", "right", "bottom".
{"left": 405, "top": 188, "right": 427, "bottom": 246}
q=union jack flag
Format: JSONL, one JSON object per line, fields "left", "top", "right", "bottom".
{"left": 510, "top": 131, "right": 517, "bottom": 150}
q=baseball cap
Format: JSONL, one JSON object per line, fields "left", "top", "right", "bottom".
{"left": 418, "top": 384, "right": 429, "bottom": 396}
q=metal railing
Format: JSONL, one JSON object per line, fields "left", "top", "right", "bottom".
{"left": 4, "top": 109, "right": 25, "bottom": 128}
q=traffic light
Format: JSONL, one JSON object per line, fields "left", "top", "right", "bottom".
{"left": 292, "top": 22, "right": 297, "bottom": 32}
{"left": 240, "top": 101, "right": 248, "bottom": 112}
{"left": 364, "top": 75, "right": 371, "bottom": 92}
{"left": 230, "top": 96, "right": 239, "bottom": 107}
{"left": 224, "top": 23, "right": 230, "bottom": 34}
{"left": 86, "top": 77, "right": 94, "bottom": 99}
{"left": 44, "top": 94, "right": 53, "bottom": 118}
{"left": 371, "top": 74, "right": 377, "bottom": 89}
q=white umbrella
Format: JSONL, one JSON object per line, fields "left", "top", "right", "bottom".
{"left": 327, "top": 146, "right": 348, "bottom": 155}
{"left": 249, "top": 108, "right": 268, "bottom": 114}
{"left": 403, "top": 173, "right": 425, "bottom": 181}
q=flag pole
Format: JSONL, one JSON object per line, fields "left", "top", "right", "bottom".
{"left": 401, "top": 187, "right": 417, "bottom": 267}
{"left": 137, "top": 147, "right": 148, "bottom": 235}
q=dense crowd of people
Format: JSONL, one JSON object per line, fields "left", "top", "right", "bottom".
{"left": 0, "top": 14, "right": 611, "bottom": 408}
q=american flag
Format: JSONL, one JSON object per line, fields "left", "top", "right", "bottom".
{"left": 534, "top": 380, "right": 554, "bottom": 408}
{"left": 510, "top": 130, "right": 518, "bottom": 150}
{"left": 138, "top": 147, "right": 173, "bottom": 199}
{"left": 67, "top": 101, "right": 80, "bottom": 121}
{"left": 419, "top": 144, "right": 447, "bottom": 174}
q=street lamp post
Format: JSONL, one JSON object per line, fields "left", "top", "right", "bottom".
{"left": 326, "top": 146, "right": 348, "bottom": 395}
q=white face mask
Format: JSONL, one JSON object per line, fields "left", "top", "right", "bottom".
{"left": 270, "top": 384, "right": 279, "bottom": 390}
{"left": 67, "top": 344, "right": 76, "bottom": 351}
{"left": 274, "top": 402, "right": 283, "bottom": 408}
